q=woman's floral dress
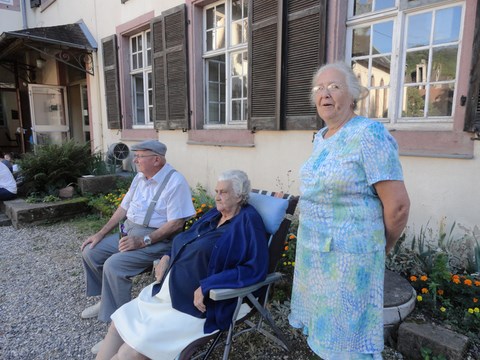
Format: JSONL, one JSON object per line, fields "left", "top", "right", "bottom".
{"left": 289, "top": 116, "right": 404, "bottom": 360}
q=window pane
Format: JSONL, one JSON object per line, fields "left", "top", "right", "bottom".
{"left": 209, "top": 83, "right": 219, "bottom": 101}
{"left": 431, "top": 46, "right": 458, "bottom": 82}
{"left": 352, "top": 59, "right": 369, "bottom": 88}
{"left": 137, "top": 34, "right": 143, "bottom": 51}
{"left": 428, "top": 83, "right": 454, "bottom": 116}
{"left": 216, "top": 4, "right": 225, "bottom": 26}
{"left": 206, "top": 8, "right": 214, "bottom": 29}
{"left": 369, "top": 87, "right": 389, "bottom": 118}
{"left": 354, "top": 0, "right": 372, "bottom": 16}
{"left": 132, "top": 54, "right": 138, "bottom": 70}
{"left": 231, "top": 21, "right": 242, "bottom": 46}
{"left": 206, "top": 30, "right": 213, "bottom": 51}
{"left": 372, "top": 56, "right": 391, "bottom": 86}
{"left": 242, "top": 19, "right": 248, "bottom": 43}
{"left": 133, "top": 74, "right": 145, "bottom": 124}
{"left": 433, "top": 6, "right": 461, "bottom": 45}
{"left": 232, "top": 100, "right": 241, "bottom": 121}
{"left": 138, "top": 53, "right": 143, "bottom": 68}
{"left": 209, "top": 103, "right": 220, "bottom": 123}
{"left": 232, "top": 77, "right": 242, "bottom": 98}
{"left": 232, "top": 0, "right": 242, "bottom": 21}
{"left": 372, "top": 21, "right": 393, "bottom": 54}
{"left": 243, "top": 75, "right": 247, "bottom": 97}
{"left": 407, "top": 12, "right": 432, "bottom": 48}
{"left": 131, "top": 37, "right": 137, "bottom": 53}
{"left": 405, "top": 50, "right": 429, "bottom": 84}
{"left": 231, "top": 52, "right": 243, "bottom": 76}
{"left": 352, "top": 26, "right": 370, "bottom": 57}
{"left": 208, "top": 60, "right": 219, "bottom": 81}
{"left": 402, "top": 86, "right": 425, "bottom": 117}
{"left": 374, "top": 0, "right": 394, "bottom": 12}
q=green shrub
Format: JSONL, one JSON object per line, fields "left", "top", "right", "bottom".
{"left": 87, "top": 176, "right": 134, "bottom": 218}
{"left": 17, "top": 141, "right": 99, "bottom": 196}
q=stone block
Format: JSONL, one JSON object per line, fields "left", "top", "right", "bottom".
{"left": 397, "top": 321, "right": 469, "bottom": 360}
{"left": 4, "top": 198, "right": 90, "bottom": 229}
{"left": 58, "top": 186, "right": 75, "bottom": 198}
{"left": 77, "top": 174, "right": 119, "bottom": 195}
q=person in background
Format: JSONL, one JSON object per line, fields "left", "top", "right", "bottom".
{"left": 0, "top": 161, "right": 17, "bottom": 201}
{"left": 1, "top": 151, "right": 13, "bottom": 173}
{"left": 95, "top": 170, "right": 268, "bottom": 360}
{"left": 80, "top": 140, "right": 196, "bottom": 354}
{"left": 289, "top": 62, "right": 410, "bottom": 359}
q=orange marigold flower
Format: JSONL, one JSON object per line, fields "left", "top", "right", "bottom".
{"left": 289, "top": 234, "right": 296, "bottom": 239}
{"left": 201, "top": 204, "right": 207, "bottom": 208}
{"left": 464, "top": 279, "right": 473, "bottom": 286}
{"left": 473, "top": 298, "right": 478, "bottom": 303}
{"left": 420, "top": 275, "right": 428, "bottom": 281}
{"left": 284, "top": 246, "right": 289, "bottom": 251}
{"left": 452, "top": 277, "right": 461, "bottom": 284}
{"left": 421, "top": 288, "right": 429, "bottom": 294}
{"left": 437, "top": 289, "right": 444, "bottom": 296}
{"left": 452, "top": 274, "right": 460, "bottom": 280}
{"left": 474, "top": 280, "right": 480, "bottom": 287}
{"left": 410, "top": 275, "right": 417, "bottom": 282}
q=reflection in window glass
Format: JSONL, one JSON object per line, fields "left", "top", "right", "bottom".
{"left": 428, "top": 83, "right": 454, "bottom": 116}
{"left": 407, "top": 12, "right": 432, "bottom": 48}
{"left": 372, "top": 22, "right": 393, "bottom": 54}
{"left": 431, "top": 46, "right": 458, "bottom": 82}
{"left": 374, "top": 0, "right": 394, "bottom": 12}
{"left": 354, "top": 0, "right": 372, "bottom": 16}
{"left": 405, "top": 50, "right": 429, "bottom": 84}
{"left": 433, "top": 6, "right": 461, "bottom": 45}
{"left": 352, "top": 26, "right": 370, "bottom": 57}
{"left": 206, "top": 55, "right": 226, "bottom": 124}
{"left": 402, "top": 86, "right": 425, "bottom": 118}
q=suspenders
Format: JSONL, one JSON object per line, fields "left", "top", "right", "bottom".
{"left": 142, "top": 169, "right": 176, "bottom": 227}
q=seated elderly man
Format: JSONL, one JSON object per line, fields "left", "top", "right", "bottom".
{"left": 95, "top": 170, "right": 269, "bottom": 360}
{"left": 0, "top": 161, "right": 17, "bottom": 201}
{"left": 81, "top": 140, "right": 195, "bottom": 351}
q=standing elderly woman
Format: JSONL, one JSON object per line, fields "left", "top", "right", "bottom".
{"left": 289, "top": 62, "right": 410, "bottom": 359}
{"left": 96, "top": 170, "right": 268, "bottom": 360}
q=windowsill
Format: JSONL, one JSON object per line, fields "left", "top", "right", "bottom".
{"left": 188, "top": 129, "right": 254, "bottom": 147}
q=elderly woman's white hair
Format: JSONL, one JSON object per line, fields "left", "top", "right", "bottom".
{"left": 218, "top": 169, "right": 251, "bottom": 205}
{"left": 310, "top": 61, "right": 364, "bottom": 108}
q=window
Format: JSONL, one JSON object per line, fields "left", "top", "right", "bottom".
{"left": 203, "top": 0, "right": 248, "bottom": 128}
{"left": 347, "top": 0, "right": 464, "bottom": 128}
{"left": 130, "top": 30, "right": 152, "bottom": 127}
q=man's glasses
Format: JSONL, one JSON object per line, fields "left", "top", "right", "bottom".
{"left": 133, "top": 154, "right": 158, "bottom": 159}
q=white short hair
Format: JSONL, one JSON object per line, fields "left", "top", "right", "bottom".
{"left": 218, "top": 170, "right": 251, "bottom": 205}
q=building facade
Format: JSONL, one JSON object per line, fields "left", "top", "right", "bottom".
{"left": 0, "top": 0, "right": 479, "bottom": 237}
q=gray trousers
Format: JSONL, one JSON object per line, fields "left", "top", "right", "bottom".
{"left": 81, "top": 223, "right": 172, "bottom": 322}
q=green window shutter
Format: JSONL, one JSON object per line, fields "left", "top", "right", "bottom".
{"left": 101, "top": 35, "right": 122, "bottom": 130}
{"left": 464, "top": 2, "right": 480, "bottom": 134}
{"left": 283, "top": 0, "right": 326, "bottom": 130}
{"left": 151, "top": 4, "right": 189, "bottom": 130}
{"left": 248, "top": 0, "right": 283, "bottom": 130}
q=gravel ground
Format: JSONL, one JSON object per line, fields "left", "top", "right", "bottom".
{"left": 0, "top": 220, "right": 404, "bottom": 360}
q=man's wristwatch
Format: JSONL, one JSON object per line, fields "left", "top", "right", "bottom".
{"left": 143, "top": 235, "right": 152, "bottom": 246}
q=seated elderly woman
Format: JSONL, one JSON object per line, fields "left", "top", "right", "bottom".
{"left": 96, "top": 169, "right": 268, "bottom": 360}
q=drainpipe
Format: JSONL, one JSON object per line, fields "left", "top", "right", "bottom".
{"left": 21, "top": 0, "right": 28, "bottom": 29}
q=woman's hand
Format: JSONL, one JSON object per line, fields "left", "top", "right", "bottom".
{"left": 154, "top": 256, "right": 170, "bottom": 282}
{"left": 193, "top": 286, "right": 206, "bottom": 313}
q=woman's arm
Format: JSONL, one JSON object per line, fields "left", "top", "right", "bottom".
{"left": 374, "top": 180, "right": 410, "bottom": 254}
{"left": 154, "top": 255, "right": 170, "bottom": 282}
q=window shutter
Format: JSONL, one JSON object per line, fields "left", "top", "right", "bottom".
{"left": 283, "top": 0, "right": 326, "bottom": 130}
{"left": 464, "top": 2, "right": 480, "bottom": 133}
{"left": 101, "top": 35, "right": 122, "bottom": 130}
{"left": 151, "top": 4, "right": 189, "bottom": 130}
{"left": 248, "top": 0, "right": 283, "bottom": 130}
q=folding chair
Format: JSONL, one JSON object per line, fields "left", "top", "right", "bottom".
{"left": 177, "top": 189, "right": 299, "bottom": 360}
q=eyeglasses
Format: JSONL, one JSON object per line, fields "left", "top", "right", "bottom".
{"left": 312, "top": 83, "right": 343, "bottom": 94}
{"left": 133, "top": 154, "right": 158, "bottom": 159}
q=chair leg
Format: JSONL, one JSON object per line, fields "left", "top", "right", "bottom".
{"left": 246, "top": 293, "right": 290, "bottom": 351}
{"left": 201, "top": 331, "right": 223, "bottom": 360}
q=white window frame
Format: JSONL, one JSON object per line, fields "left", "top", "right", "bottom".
{"left": 346, "top": 0, "right": 465, "bottom": 131}
{"left": 129, "top": 30, "right": 152, "bottom": 128}
{"left": 203, "top": 0, "right": 248, "bottom": 129}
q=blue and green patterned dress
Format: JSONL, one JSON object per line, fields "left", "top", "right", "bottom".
{"left": 289, "top": 116, "right": 404, "bottom": 360}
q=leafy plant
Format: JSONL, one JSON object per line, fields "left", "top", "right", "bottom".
{"left": 17, "top": 141, "right": 99, "bottom": 196}
{"left": 87, "top": 177, "right": 133, "bottom": 218}
{"left": 184, "top": 184, "right": 215, "bottom": 230}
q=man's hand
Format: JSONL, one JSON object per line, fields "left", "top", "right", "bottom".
{"left": 118, "top": 235, "right": 145, "bottom": 252}
{"left": 80, "top": 233, "right": 104, "bottom": 250}
{"left": 193, "top": 286, "right": 206, "bottom": 313}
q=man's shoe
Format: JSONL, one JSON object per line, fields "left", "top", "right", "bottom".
{"left": 91, "top": 340, "right": 104, "bottom": 355}
{"left": 81, "top": 301, "right": 101, "bottom": 319}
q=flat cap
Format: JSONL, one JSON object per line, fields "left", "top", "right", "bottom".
{"left": 131, "top": 140, "right": 167, "bottom": 156}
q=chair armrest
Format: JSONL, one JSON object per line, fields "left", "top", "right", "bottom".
{"left": 209, "top": 272, "right": 283, "bottom": 301}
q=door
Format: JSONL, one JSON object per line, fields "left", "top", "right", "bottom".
{"left": 28, "top": 84, "right": 70, "bottom": 145}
